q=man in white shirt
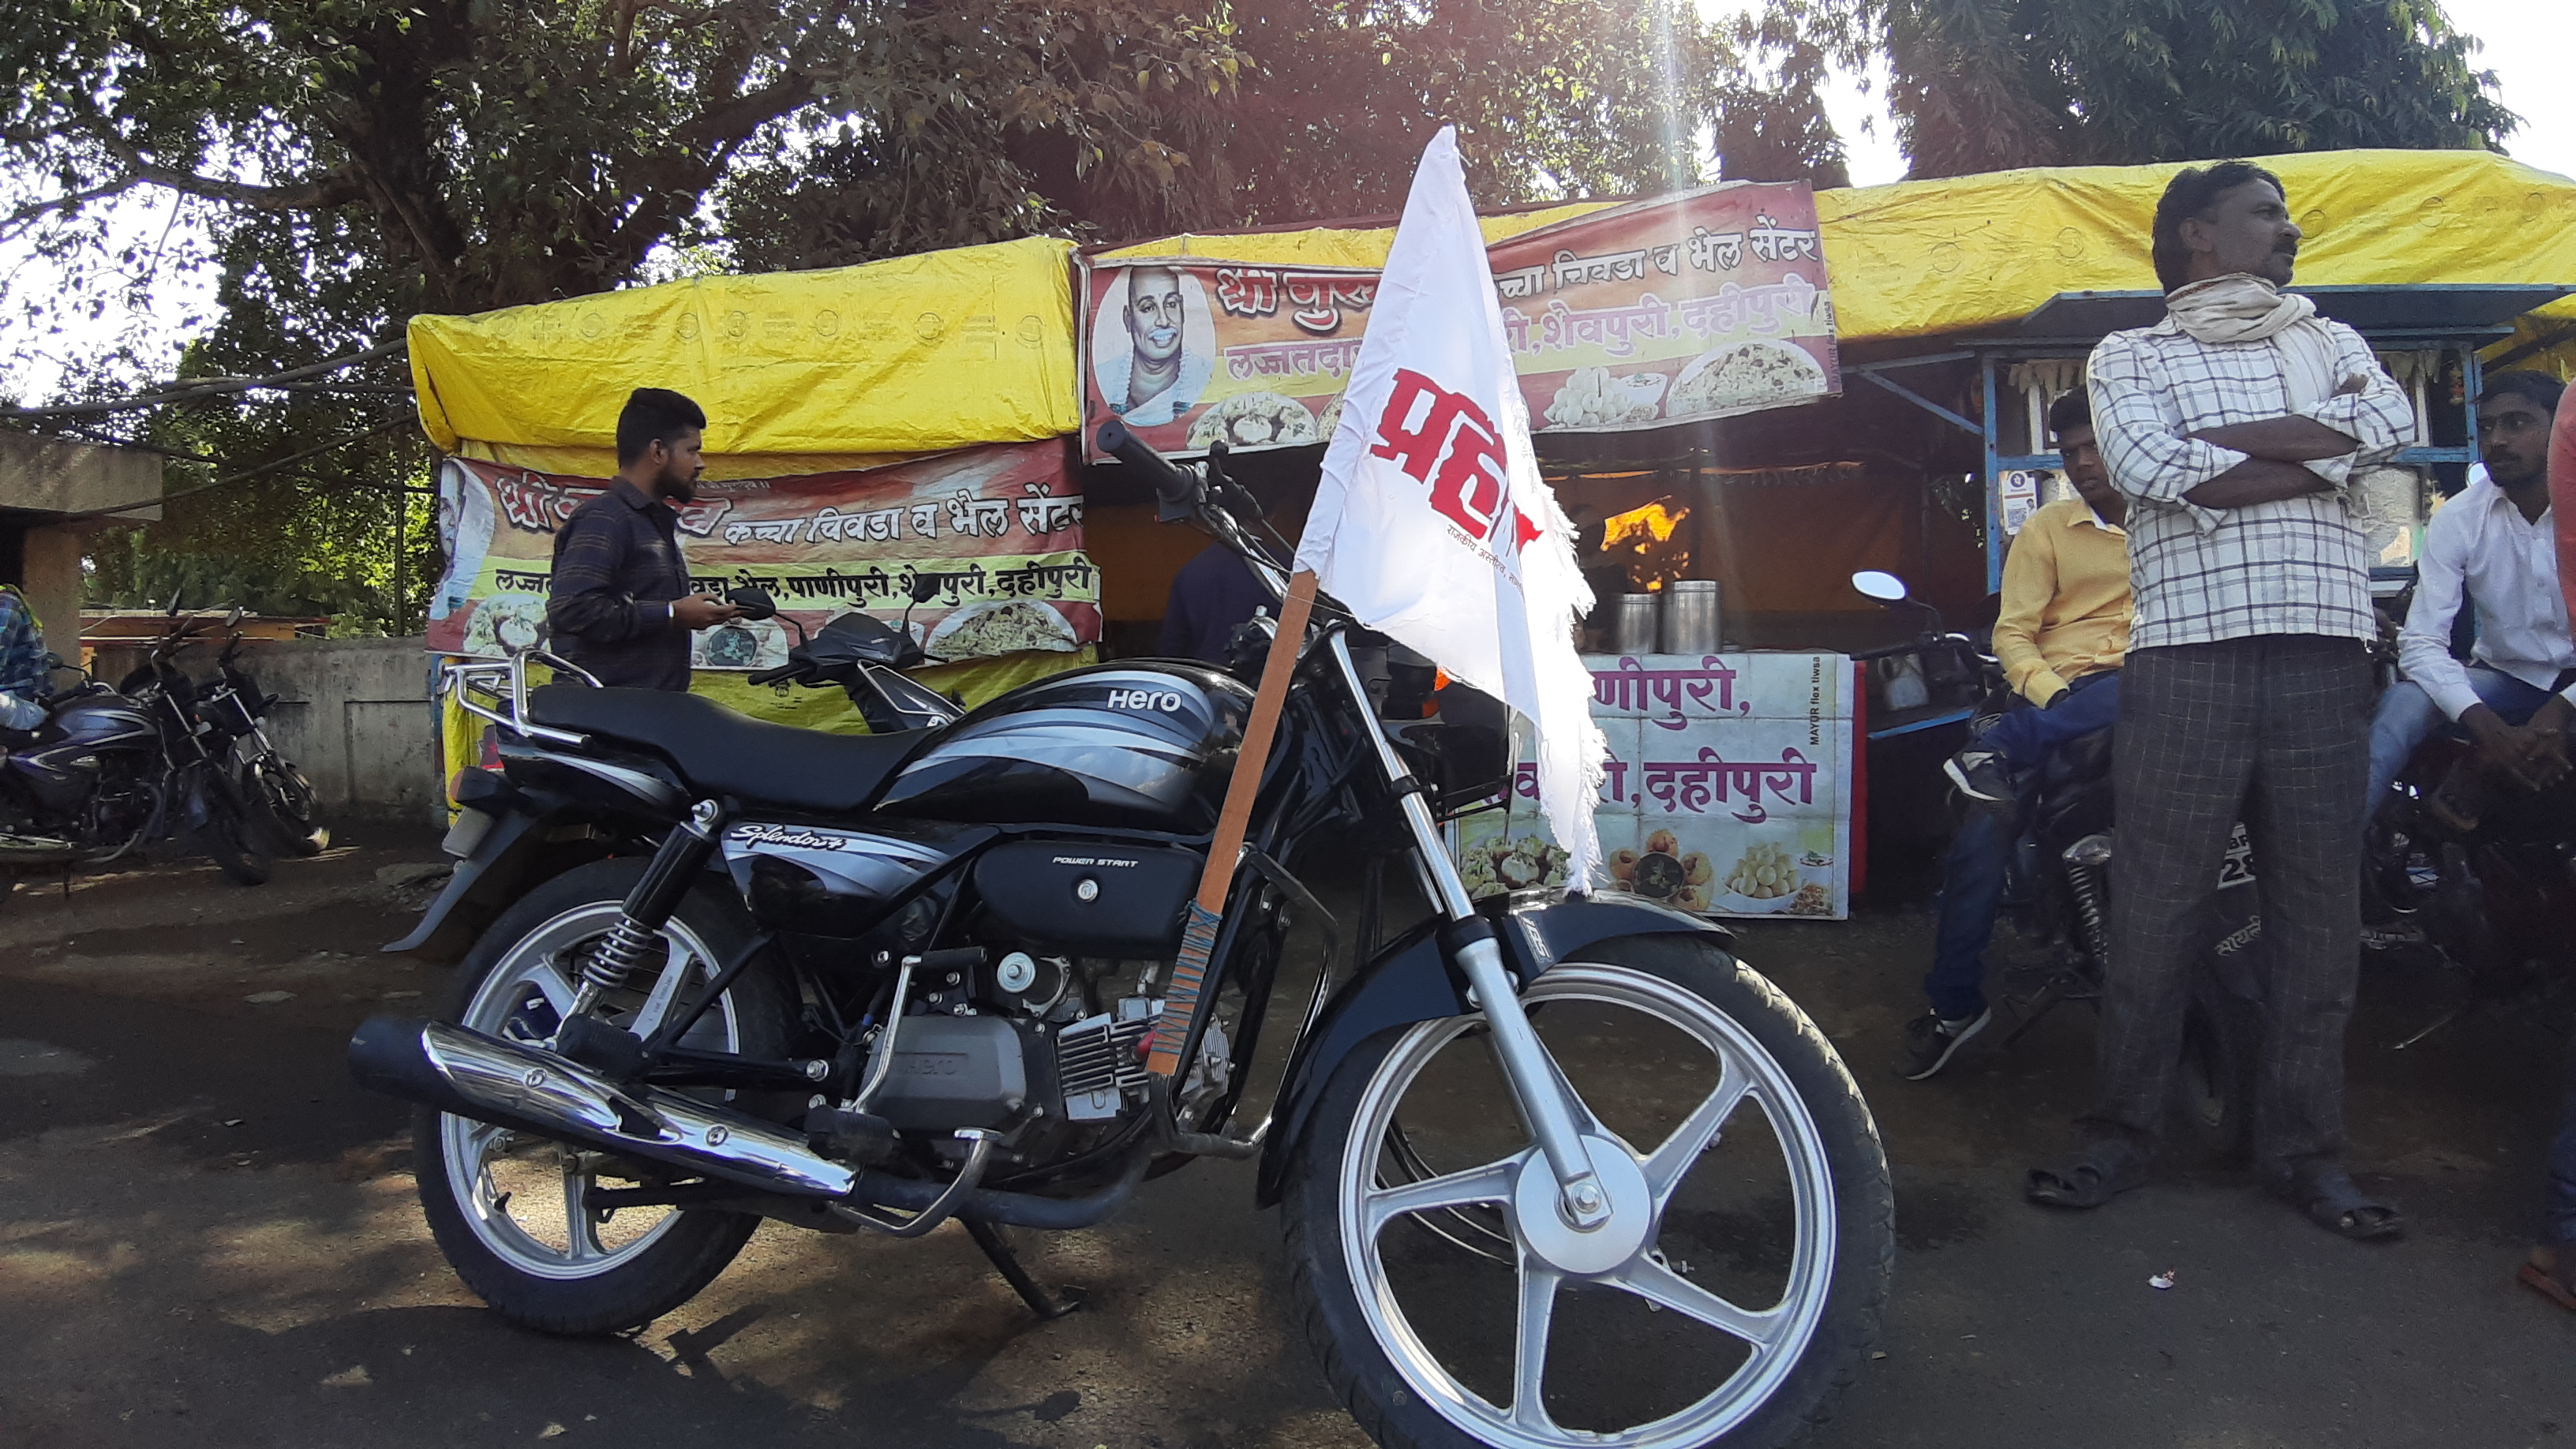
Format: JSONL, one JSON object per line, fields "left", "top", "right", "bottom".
{"left": 2364, "top": 372, "right": 2573, "bottom": 811}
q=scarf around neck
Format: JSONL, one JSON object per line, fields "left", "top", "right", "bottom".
{"left": 2163, "top": 272, "right": 2337, "bottom": 411}
{"left": 2164, "top": 273, "right": 2316, "bottom": 344}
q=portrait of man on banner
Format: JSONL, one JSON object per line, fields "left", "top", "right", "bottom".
{"left": 1091, "top": 264, "right": 1215, "bottom": 428}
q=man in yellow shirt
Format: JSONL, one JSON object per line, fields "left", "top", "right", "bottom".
{"left": 1947, "top": 391, "right": 2133, "bottom": 804}
{"left": 1904, "top": 388, "right": 2132, "bottom": 1079}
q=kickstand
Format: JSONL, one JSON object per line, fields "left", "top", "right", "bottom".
{"left": 963, "top": 1216, "right": 1081, "bottom": 1320}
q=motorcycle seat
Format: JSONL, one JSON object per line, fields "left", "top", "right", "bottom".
{"left": 527, "top": 684, "right": 922, "bottom": 814}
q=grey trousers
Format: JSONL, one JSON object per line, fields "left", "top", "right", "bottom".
{"left": 2084, "top": 635, "right": 2373, "bottom": 1171}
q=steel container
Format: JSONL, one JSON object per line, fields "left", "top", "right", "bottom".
{"left": 1661, "top": 579, "right": 1722, "bottom": 655}
{"left": 1614, "top": 594, "right": 1662, "bottom": 656}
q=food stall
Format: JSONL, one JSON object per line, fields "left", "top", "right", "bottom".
{"left": 408, "top": 236, "right": 1118, "bottom": 788}
{"left": 405, "top": 147, "right": 2576, "bottom": 915}
{"left": 1079, "top": 182, "right": 1866, "bottom": 917}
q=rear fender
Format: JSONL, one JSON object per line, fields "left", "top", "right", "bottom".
{"left": 1251, "top": 890, "right": 1728, "bottom": 1208}
{"left": 382, "top": 784, "right": 632, "bottom": 960}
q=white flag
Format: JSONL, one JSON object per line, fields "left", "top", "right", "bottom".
{"left": 1294, "top": 127, "right": 1605, "bottom": 889}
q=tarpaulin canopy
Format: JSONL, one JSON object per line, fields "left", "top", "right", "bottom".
{"left": 407, "top": 235, "right": 1081, "bottom": 466}
{"left": 406, "top": 150, "right": 2576, "bottom": 466}
{"left": 1810, "top": 148, "right": 2576, "bottom": 347}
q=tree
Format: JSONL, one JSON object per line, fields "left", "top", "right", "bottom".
{"left": 3, "top": 1, "right": 1779, "bottom": 629}
{"left": 1709, "top": 10, "right": 1853, "bottom": 188}
{"left": 1775, "top": 0, "right": 2514, "bottom": 179}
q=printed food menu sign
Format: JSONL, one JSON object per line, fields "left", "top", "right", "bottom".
{"left": 1079, "top": 181, "right": 1839, "bottom": 461}
{"left": 425, "top": 438, "right": 1100, "bottom": 670}
{"left": 1456, "top": 652, "right": 1855, "bottom": 921}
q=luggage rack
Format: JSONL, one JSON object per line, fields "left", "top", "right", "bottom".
{"left": 447, "top": 650, "right": 601, "bottom": 748}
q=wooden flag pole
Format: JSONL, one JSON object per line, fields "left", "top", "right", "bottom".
{"left": 1146, "top": 567, "right": 1320, "bottom": 1078}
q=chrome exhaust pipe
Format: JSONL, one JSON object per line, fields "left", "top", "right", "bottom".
{"left": 347, "top": 1015, "right": 856, "bottom": 1200}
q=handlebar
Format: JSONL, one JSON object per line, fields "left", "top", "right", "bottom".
{"left": 1095, "top": 420, "right": 1200, "bottom": 508}
{"left": 746, "top": 661, "right": 805, "bottom": 687}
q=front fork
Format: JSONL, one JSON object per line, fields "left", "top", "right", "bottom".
{"left": 1324, "top": 634, "right": 1612, "bottom": 1231}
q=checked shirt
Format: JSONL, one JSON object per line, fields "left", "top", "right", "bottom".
{"left": 2087, "top": 315, "right": 2413, "bottom": 650}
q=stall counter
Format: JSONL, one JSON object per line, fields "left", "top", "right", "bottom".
{"left": 1455, "top": 650, "right": 1856, "bottom": 920}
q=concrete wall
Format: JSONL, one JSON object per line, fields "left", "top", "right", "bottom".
{"left": 230, "top": 636, "right": 443, "bottom": 824}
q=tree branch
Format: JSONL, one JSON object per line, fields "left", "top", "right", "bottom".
{"left": 0, "top": 340, "right": 410, "bottom": 421}
{"left": 0, "top": 177, "right": 144, "bottom": 240}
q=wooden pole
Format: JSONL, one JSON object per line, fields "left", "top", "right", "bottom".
{"left": 1146, "top": 567, "right": 1320, "bottom": 1077}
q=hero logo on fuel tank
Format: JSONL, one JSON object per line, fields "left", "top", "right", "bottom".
{"left": 1106, "top": 687, "right": 1184, "bottom": 713}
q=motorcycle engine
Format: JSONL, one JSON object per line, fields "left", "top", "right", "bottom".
{"left": 862, "top": 951, "right": 1230, "bottom": 1140}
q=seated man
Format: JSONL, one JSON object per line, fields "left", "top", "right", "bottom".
{"left": 0, "top": 583, "right": 48, "bottom": 732}
{"left": 1945, "top": 388, "right": 2130, "bottom": 808}
{"left": 2363, "top": 371, "right": 2574, "bottom": 818}
{"left": 1903, "top": 388, "right": 2130, "bottom": 1080}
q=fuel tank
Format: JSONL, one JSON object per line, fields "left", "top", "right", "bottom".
{"left": 874, "top": 663, "right": 1253, "bottom": 832}
{"left": 6, "top": 693, "right": 159, "bottom": 809}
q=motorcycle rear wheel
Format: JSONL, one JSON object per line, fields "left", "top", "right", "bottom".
{"left": 1282, "top": 935, "right": 1892, "bottom": 1449}
{"left": 413, "top": 859, "right": 792, "bottom": 1336}
{"left": 192, "top": 770, "right": 272, "bottom": 886}
{"left": 242, "top": 753, "right": 329, "bottom": 856}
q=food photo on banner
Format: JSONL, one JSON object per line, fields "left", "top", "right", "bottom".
{"left": 1456, "top": 650, "right": 1855, "bottom": 920}
{"left": 426, "top": 439, "right": 1101, "bottom": 671}
{"left": 1078, "top": 180, "right": 1841, "bottom": 462}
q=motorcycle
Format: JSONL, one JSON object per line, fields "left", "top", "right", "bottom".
{"left": 350, "top": 425, "right": 1894, "bottom": 1449}
{"left": 0, "top": 599, "right": 273, "bottom": 892}
{"left": 2364, "top": 706, "right": 2576, "bottom": 1045}
{"left": 197, "top": 628, "right": 331, "bottom": 857}
{"left": 1852, "top": 572, "right": 2260, "bottom": 1158}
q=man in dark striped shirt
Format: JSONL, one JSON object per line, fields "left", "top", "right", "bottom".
{"left": 545, "top": 388, "right": 739, "bottom": 690}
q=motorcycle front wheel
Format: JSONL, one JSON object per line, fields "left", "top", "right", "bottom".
{"left": 413, "top": 859, "right": 792, "bottom": 1336}
{"left": 241, "top": 751, "right": 329, "bottom": 856}
{"left": 1282, "top": 935, "right": 1892, "bottom": 1449}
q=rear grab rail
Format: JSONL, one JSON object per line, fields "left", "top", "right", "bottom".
{"left": 447, "top": 649, "right": 601, "bottom": 749}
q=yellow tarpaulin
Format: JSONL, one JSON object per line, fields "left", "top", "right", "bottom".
{"left": 407, "top": 152, "right": 2576, "bottom": 466}
{"left": 1810, "top": 148, "right": 2576, "bottom": 346}
{"left": 1095, "top": 201, "right": 1616, "bottom": 269}
{"left": 409, "top": 235, "right": 1080, "bottom": 458}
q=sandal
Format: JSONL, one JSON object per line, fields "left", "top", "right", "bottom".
{"left": 2275, "top": 1163, "right": 2404, "bottom": 1241}
{"left": 2026, "top": 1140, "right": 2146, "bottom": 1210}
{"left": 2519, "top": 1249, "right": 2576, "bottom": 1311}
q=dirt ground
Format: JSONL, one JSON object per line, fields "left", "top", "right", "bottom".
{"left": 2, "top": 829, "right": 2570, "bottom": 1448}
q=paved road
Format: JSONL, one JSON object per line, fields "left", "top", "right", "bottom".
{"left": 2, "top": 832, "right": 2570, "bottom": 1447}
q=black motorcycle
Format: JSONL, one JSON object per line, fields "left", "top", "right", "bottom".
{"left": 197, "top": 629, "right": 331, "bottom": 856}
{"left": 0, "top": 602, "right": 272, "bottom": 892}
{"left": 1854, "top": 573, "right": 2260, "bottom": 1158}
{"left": 2364, "top": 719, "right": 2576, "bottom": 1044}
{"left": 351, "top": 425, "right": 1894, "bottom": 1449}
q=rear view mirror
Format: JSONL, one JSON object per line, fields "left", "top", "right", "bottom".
{"left": 1850, "top": 571, "right": 1909, "bottom": 604}
{"left": 907, "top": 573, "right": 942, "bottom": 606}
{"left": 226, "top": 605, "right": 245, "bottom": 627}
{"left": 725, "top": 587, "right": 777, "bottom": 620}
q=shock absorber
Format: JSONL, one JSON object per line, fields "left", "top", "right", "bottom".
{"left": 2061, "top": 832, "right": 2115, "bottom": 966}
{"left": 577, "top": 798, "right": 728, "bottom": 1004}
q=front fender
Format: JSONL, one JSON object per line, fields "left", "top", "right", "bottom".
{"left": 1251, "top": 890, "right": 1728, "bottom": 1208}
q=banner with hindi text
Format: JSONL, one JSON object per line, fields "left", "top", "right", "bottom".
{"left": 426, "top": 440, "right": 1099, "bottom": 670}
{"left": 1456, "top": 650, "right": 1854, "bottom": 920}
{"left": 1080, "top": 181, "right": 1839, "bottom": 462}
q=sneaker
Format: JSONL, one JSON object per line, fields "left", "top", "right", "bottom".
{"left": 1943, "top": 750, "right": 2016, "bottom": 811}
{"left": 1896, "top": 1007, "right": 1992, "bottom": 1080}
